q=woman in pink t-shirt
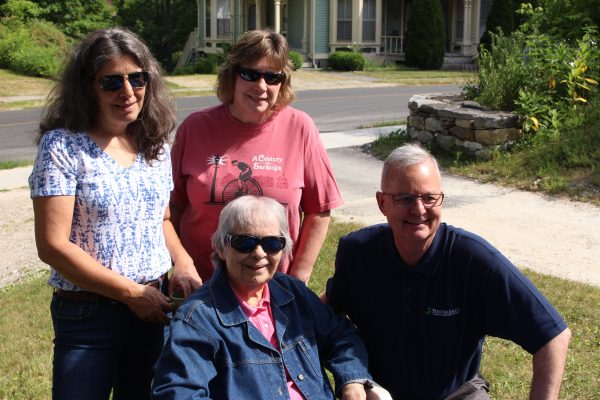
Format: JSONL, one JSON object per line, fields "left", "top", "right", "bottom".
{"left": 170, "top": 29, "right": 343, "bottom": 283}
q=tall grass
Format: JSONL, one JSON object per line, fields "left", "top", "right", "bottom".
{"left": 1, "top": 222, "right": 598, "bottom": 399}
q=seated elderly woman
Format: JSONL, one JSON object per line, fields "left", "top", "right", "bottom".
{"left": 153, "top": 195, "right": 383, "bottom": 399}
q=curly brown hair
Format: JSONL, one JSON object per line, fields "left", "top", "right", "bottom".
{"left": 38, "top": 28, "right": 176, "bottom": 162}
{"left": 216, "top": 29, "right": 295, "bottom": 109}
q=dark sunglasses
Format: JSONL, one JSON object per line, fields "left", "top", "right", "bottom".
{"left": 226, "top": 234, "right": 286, "bottom": 254}
{"left": 98, "top": 71, "right": 150, "bottom": 92}
{"left": 237, "top": 67, "right": 285, "bottom": 85}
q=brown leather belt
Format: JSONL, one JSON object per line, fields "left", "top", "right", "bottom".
{"left": 55, "top": 273, "right": 167, "bottom": 302}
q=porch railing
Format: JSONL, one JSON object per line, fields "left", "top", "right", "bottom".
{"left": 381, "top": 35, "right": 404, "bottom": 54}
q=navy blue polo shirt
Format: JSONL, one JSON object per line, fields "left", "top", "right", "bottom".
{"left": 326, "top": 223, "right": 567, "bottom": 400}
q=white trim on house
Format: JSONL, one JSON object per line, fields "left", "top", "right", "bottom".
{"left": 179, "top": 0, "right": 491, "bottom": 69}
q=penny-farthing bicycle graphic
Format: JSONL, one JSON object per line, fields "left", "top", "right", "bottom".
{"left": 221, "top": 160, "right": 263, "bottom": 202}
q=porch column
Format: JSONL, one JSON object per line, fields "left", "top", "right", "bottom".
{"left": 210, "top": 0, "right": 217, "bottom": 38}
{"left": 274, "top": 0, "right": 282, "bottom": 33}
{"left": 462, "top": 0, "right": 473, "bottom": 55}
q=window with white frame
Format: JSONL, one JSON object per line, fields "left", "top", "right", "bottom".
{"left": 337, "top": 0, "right": 352, "bottom": 41}
{"left": 217, "top": 0, "right": 231, "bottom": 38}
{"left": 362, "top": 0, "right": 376, "bottom": 41}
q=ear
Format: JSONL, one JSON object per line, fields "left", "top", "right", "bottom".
{"left": 376, "top": 191, "right": 387, "bottom": 215}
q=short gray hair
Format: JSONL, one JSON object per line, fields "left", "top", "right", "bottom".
{"left": 381, "top": 143, "right": 440, "bottom": 188}
{"left": 212, "top": 196, "right": 293, "bottom": 264}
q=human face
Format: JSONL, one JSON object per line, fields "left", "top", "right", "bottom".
{"left": 376, "top": 160, "right": 443, "bottom": 263}
{"left": 218, "top": 216, "right": 283, "bottom": 300}
{"left": 229, "top": 57, "right": 282, "bottom": 124}
{"left": 93, "top": 55, "right": 146, "bottom": 135}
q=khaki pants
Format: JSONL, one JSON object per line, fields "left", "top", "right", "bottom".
{"left": 444, "top": 374, "right": 490, "bottom": 400}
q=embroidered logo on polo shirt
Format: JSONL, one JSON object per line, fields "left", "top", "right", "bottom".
{"left": 425, "top": 307, "right": 460, "bottom": 317}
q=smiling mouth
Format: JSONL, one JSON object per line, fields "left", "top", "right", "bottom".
{"left": 245, "top": 264, "right": 268, "bottom": 270}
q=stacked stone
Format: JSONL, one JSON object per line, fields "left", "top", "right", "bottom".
{"left": 407, "top": 94, "right": 523, "bottom": 159}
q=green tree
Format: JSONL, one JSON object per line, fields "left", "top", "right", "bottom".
{"left": 33, "top": 0, "right": 114, "bottom": 39}
{"left": 0, "top": 0, "right": 69, "bottom": 77}
{"left": 114, "top": 0, "right": 196, "bottom": 72}
{"left": 481, "top": 0, "right": 514, "bottom": 50}
{"left": 520, "top": 0, "right": 600, "bottom": 42}
{"left": 404, "top": 0, "right": 446, "bottom": 70}
{"left": 0, "top": 0, "right": 43, "bottom": 20}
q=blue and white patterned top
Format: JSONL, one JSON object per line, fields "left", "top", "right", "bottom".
{"left": 29, "top": 129, "right": 173, "bottom": 290}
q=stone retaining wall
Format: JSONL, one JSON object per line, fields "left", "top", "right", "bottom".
{"left": 407, "top": 93, "right": 524, "bottom": 159}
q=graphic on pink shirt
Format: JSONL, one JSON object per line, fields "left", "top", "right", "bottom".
{"left": 222, "top": 160, "right": 263, "bottom": 203}
{"left": 206, "top": 154, "right": 290, "bottom": 206}
{"left": 206, "top": 154, "right": 227, "bottom": 204}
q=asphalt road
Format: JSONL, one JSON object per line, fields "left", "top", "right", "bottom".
{"left": 0, "top": 85, "right": 460, "bottom": 162}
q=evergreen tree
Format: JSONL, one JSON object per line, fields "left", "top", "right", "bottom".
{"left": 404, "top": 0, "right": 446, "bottom": 70}
{"left": 480, "top": 0, "right": 514, "bottom": 50}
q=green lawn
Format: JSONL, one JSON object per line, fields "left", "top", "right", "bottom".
{"left": 1, "top": 221, "right": 598, "bottom": 399}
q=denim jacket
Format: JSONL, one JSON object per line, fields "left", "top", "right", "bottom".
{"left": 152, "top": 267, "right": 372, "bottom": 399}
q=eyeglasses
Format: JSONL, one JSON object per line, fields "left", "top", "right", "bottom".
{"left": 237, "top": 67, "right": 285, "bottom": 85}
{"left": 381, "top": 193, "right": 444, "bottom": 208}
{"left": 98, "top": 71, "right": 150, "bottom": 92}
{"left": 226, "top": 234, "right": 286, "bottom": 254}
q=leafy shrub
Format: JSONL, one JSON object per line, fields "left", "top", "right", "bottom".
{"left": 404, "top": 0, "right": 446, "bottom": 69}
{"left": 172, "top": 65, "right": 196, "bottom": 75}
{"left": 472, "top": 31, "right": 529, "bottom": 111}
{"left": 172, "top": 53, "right": 225, "bottom": 75}
{"left": 289, "top": 51, "right": 303, "bottom": 70}
{"left": 328, "top": 51, "right": 365, "bottom": 71}
{"left": 0, "top": 19, "right": 68, "bottom": 77}
{"left": 194, "top": 55, "right": 219, "bottom": 74}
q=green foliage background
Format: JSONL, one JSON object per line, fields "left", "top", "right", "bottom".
{"left": 0, "top": 0, "right": 197, "bottom": 76}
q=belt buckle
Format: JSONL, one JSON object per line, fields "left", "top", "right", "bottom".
{"left": 144, "top": 273, "right": 167, "bottom": 289}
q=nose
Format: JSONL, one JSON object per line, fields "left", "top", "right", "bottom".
{"left": 255, "top": 76, "right": 268, "bottom": 90}
{"left": 250, "top": 244, "right": 268, "bottom": 258}
{"left": 119, "top": 77, "right": 135, "bottom": 96}
{"left": 409, "top": 197, "right": 427, "bottom": 214}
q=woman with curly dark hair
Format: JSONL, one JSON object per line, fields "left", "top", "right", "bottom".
{"left": 29, "top": 27, "right": 201, "bottom": 399}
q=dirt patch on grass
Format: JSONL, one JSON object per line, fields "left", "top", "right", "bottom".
{"left": 0, "top": 188, "right": 48, "bottom": 288}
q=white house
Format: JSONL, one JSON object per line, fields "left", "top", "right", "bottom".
{"left": 178, "top": 0, "right": 493, "bottom": 69}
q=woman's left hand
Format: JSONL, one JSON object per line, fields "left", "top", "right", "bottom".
{"left": 341, "top": 383, "right": 367, "bottom": 400}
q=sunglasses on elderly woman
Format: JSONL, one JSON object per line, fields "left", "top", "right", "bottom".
{"left": 98, "top": 71, "right": 150, "bottom": 92}
{"left": 237, "top": 67, "right": 286, "bottom": 85}
{"left": 226, "top": 234, "right": 286, "bottom": 254}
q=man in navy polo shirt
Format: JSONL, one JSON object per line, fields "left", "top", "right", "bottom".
{"left": 326, "top": 143, "right": 571, "bottom": 399}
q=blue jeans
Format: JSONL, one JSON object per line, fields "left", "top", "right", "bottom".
{"left": 50, "top": 293, "right": 164, "bottom": 400}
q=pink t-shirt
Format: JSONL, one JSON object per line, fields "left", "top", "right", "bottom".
{"left": 232, "top": 284, "right": 305, "bottom": 400}
{"left": 171, "top": 104, "right": 343, "bottom": 280}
